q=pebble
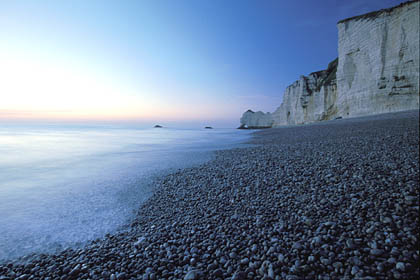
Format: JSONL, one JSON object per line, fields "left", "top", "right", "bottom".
{"left": 278, "top": 254, "right": 285, "bottom": 263}
{"left": 213, "top": 268, "right": 223, "bottom": 277}
{"left": 268, "top": 265, "right": 274, "bottom": 278}
{"left": 346, "top": 239, "right": 355, "bottom": 249}
{"left": 370, "top": 249, "right": 384, "bottom": 256}
{"left": 183, "top": 270, "right": 202, "bottom": 280}
{"left": 321, "top": 258, "right": 331, "bottom": 266}
{"left": 312, "top": 236, "right": 322, "bottom": 246}
{"left": 351, "top": 266, "right": 360, "bottom": 275}
{"left": 231, "top": 271, "right": 246, "bottom": 280}
{"left": 292, "top": 242, "right": 302, "bottom": 250}
{"left": 333, "top": 262, "right": 343, "bottom": 269}
{"left": 251, "top": 244, "right": 258, "bottom": 253}
{"left": 396, "top": 262, "right": 406, "bottom": 272}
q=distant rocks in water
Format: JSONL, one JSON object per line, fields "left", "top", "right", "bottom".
{"left": 240, "top": 0, "right": 419, "bottom": 128}
{"left": 204, "top": 126, "right": 213, "bottom": 129}
{"left": 154, "top": 125, "right": 163, "bottom": 128}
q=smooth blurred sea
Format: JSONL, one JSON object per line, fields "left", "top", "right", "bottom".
{"left": 0, "top": 123, "right": 251, "bottom": 261}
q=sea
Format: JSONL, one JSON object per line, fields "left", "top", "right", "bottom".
{"left": 0, "top": 122, "right": 251, "bottom": 261}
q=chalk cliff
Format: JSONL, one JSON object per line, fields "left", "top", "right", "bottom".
{"left": 239, "top": 110, "right": 273, "bottom": 128}
{"left": 336, "top": 0, "right": 419, "bottom": 117}
{"left": 271, "top": 59, "right": 338, "bottom": 126}
{"left": 240, "top": 0, "right": 419, "bottom": 128}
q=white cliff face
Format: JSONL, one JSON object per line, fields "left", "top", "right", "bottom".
{"left": 239, "top": 1, "right": 419, "bottom": 128}
{"left": 239, "top": 110, "right": 273, "bottom": 128}
{"left": 272, "top": 59, "right": 338, "bottom": 126}
{"left": 336, "top": 0, "right": 419, "bottom": 117}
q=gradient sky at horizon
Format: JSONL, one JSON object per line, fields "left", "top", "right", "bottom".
{"left": 0, "top": 0, "right": 408, "bottom": 127}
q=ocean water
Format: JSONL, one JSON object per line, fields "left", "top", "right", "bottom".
{"left": 0, "top": 123, "right": 251, "bottom": 261}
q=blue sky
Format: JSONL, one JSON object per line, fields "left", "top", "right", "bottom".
{"left": 0, "top": 0, "right": 407, "bottom": 127}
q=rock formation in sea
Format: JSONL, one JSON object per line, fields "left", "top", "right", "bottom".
{"left": 240, "top": 0, "right": 419, "bottom": 128}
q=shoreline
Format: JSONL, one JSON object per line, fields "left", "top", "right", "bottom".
{"left": 0, "top": 127, "right": 251, "bottom": 263}
{"left": 1, "top": 110, "right": 419, "bottom": 279}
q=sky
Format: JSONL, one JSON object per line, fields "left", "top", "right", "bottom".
{"left": 0, "top": 0, "right": 408, "bottom": 127}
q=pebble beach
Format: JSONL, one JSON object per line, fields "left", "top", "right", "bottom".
{"left": 1, "top": 110, "right": 418, "bottom": 280}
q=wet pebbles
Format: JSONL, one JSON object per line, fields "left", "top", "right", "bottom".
{"left": 1, "top": 111, "right": 419, "bottom": 279}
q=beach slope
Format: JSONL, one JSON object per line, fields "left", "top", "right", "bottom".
{"left": 1, "top": 110, "right": 419, "bottom": 279}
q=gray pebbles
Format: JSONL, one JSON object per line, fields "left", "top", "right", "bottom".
{"left": 1, "top": 110, "right": 419, "bottom": 279}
